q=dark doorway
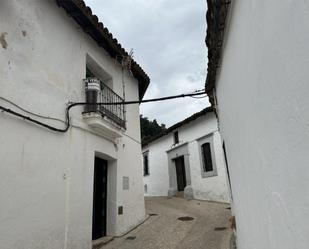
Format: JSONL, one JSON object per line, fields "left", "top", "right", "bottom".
{"left": 174, "top": 156, "right": 187, "bottom": 191}
{"left": 92, "top": 157, "right": 108, "bottom": 240}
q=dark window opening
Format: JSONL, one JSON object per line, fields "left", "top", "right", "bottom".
{"left": 174, "top": 131, "right": 179, "bottom": 144}
{"left": 143, "top": 154, "right": 149, "bottom": 176}
{"left": 201, "top": 142, "right": 213, "bottom": 172}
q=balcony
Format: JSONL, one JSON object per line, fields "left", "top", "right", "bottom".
{"left": 83, "top": 78, "right": 126, "bottom": 139}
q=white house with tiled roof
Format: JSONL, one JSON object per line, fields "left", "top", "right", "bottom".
{"left": 142, "top": 108, "right": 231, "bottom": 203}
{"left": 205, "top": 1, "right": 309, "bottom": 248}
{"left": 0, "top": 1, "right": 149, "bottom": 248}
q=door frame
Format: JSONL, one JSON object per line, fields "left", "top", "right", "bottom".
{"left": 167, "top": 143, "right": 191, "bottom": 194}
{"left": 92, "top": 152, "right": 117, "bottom": 238}
{"left": 92, "top": 157, "right": 108, "bottom": 240}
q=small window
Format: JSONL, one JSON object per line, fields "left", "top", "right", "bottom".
{"left": 201, "top": 142, "right": 213, "bottom": 172}
{"left": 173, "top": 131, "right": 179, "bottom": 144}
{"left": 143, "top": 153, "right": 149, "bottom": 176}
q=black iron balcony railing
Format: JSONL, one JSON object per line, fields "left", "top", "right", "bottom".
{"left": 84, "top": 78, "right": 126, "bottom": 128}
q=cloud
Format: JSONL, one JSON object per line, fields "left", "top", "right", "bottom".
{"left": 84, "top": 0, "right": 210, "bottom": 127}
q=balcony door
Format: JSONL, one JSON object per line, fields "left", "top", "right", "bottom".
{"left": 92, "top": 157, "right": 108, "bottom": 240}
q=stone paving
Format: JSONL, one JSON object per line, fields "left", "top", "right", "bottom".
{"left": 101, "top": 197, "right": 232, "bottom": 249}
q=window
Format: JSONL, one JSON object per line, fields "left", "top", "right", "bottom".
{"left": 201, "top": 142, "right": 213, "bottom": 172}
{"left": 86, "top": 55, "right": 113, "bottom": 88}
{"left": 198, "top": 134, "right": 217, "bottom": 178}
{"left": 84, "top": 56, "right": 126, "bottom": 128}
{"left": 143, "top": 153, "right": 149, "bottom": 176}
{"left": 173, "top": 131, "right": 179, "bottom": 144}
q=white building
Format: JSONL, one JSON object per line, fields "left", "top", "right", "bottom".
{"left": 0, "top": 1, "right": 149, "bottom": 249}
{"left": 142, "top": 108, "right": 231, "bottom": 203}
{"left": 205, "top": 1, "right": 309, "bottom": 249}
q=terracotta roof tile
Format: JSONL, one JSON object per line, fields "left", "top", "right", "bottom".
{"left": 56, "top": 0, "right": 150, "bottom": 99}
{"left": 205, "top": 0, "right": 231, "bottom": 105}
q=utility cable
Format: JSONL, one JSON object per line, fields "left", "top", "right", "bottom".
{"left": 0, "top": 90, "right": 206, "bottom": 133}
{"left": 190, "top": 95, "right": 208, "bottom": 99}
{"left": 0, "top": 105, "right": 68, "bottom": 133}
{"left": 0, "top": 96, "right": 64, "bottom": 123}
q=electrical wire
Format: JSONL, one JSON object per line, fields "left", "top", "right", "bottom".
{"left": 0, "top": 90, "right": 207, "bottom": 133}
{"left": 190, "top": 95, "right": 208, "bottom": 99}
{"left": 0, "top": 105, "right": 68, "bottom": 132}
{"left": 0, "top": 96, "right": 64, "bottom": 123}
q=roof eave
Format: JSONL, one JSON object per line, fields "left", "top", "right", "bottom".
{"left": 142, "top": 107, "right": 214, "bottom": 147}
{"left": 205, "top": 0, "right": 231, "bottom": 105}
{"left": 56, "top": 0, "right": 150, "bottom": 99}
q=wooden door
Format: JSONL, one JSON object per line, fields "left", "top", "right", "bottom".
{"left": 92, "top": 157, "right": 108, "bottom": 240}
{"left": 175, "top": 156, "right": 186, "bottom": 191}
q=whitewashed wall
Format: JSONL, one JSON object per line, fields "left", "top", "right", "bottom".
{"left": 0, "top": 1, "right": 145, "bottom": 249}
{"left": 143, "top": 113, "right": 231, "bottom": 203}
{"left": 215, "top": 1, "right": 309, "bottom": 249}
{"left": 143, "top": 137, "right": 171, "bottom": 196}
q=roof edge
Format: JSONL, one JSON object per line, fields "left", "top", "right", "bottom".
{"left": 205, "top": 0, "right": 231, "bottom": 105}
{"left": 142, "top": 107, "right": 214, "bottom": 147}
{"left": 56, "top": 0, "right": 150, "bottom": 99}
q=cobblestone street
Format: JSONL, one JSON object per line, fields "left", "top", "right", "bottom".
{"left": 101, "top": 197, "right": 232, "bottom": 249}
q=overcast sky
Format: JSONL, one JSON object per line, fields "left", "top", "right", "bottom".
{"left": 84, "top": 0, "right": 210, "bottom": 127}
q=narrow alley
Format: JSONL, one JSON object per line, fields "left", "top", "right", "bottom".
{"left": 100, "top": 197, "right": 232, "bottom": 249}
